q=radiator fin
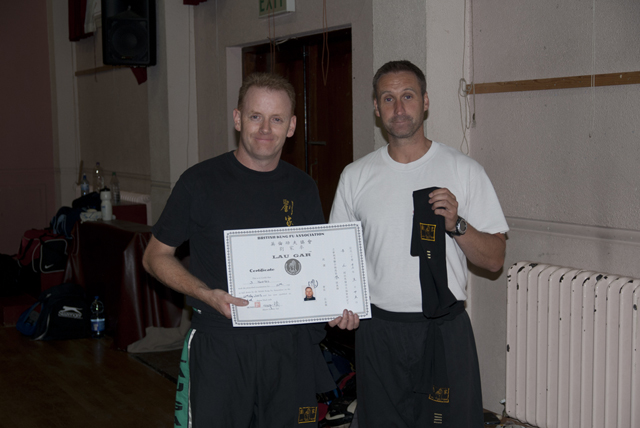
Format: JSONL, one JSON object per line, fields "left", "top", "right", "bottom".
{"left": 506, "top": 262, "right": 640, "bottom": 428}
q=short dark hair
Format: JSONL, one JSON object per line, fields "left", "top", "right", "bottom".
{"left": 237, "top": 72, "right": 296, "bottom": 114}
{"left": 372, "top": 60, "right": 426, "bottom": 99}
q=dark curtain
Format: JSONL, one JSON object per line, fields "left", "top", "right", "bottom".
{"left": 68, "top": 0, "right": 93, "bottom": 41}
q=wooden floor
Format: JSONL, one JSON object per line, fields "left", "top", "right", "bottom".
{"left": 0, "top": 326, "right": 176, "bottom": 428}
{"left": 0, "top": 324, "right": 521, "bottom": 428}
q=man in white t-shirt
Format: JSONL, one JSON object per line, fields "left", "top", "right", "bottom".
{"left": 329, "top": 60, "right": 508, "bottom": 427}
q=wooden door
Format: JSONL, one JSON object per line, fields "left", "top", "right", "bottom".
{"left": 242, "top": 29, "right": 353, "bottom": 220}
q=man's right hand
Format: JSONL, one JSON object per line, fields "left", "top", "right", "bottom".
{"left": 143, "top": 236, "right": 249, "bottom": 319}
{"left": 200, "top": 288, "right": 249, "bottom": 319}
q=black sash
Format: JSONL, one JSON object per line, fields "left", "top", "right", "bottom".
{"left": 410, "top": 187, "right": 463, "bottom": 427}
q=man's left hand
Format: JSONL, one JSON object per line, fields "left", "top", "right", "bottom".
{"left": 429, "top": 188, "right": 507, "bottom": 272}
{"left": 429, "top": 188, "right": 459, "bottom": 232}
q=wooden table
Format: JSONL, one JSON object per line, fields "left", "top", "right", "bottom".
{"left": 64, "top": 219, "right": 183, "bottom": 350}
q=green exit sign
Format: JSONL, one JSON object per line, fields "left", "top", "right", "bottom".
{"left": 259, "top": 0, "right": 295, "bottom": 18}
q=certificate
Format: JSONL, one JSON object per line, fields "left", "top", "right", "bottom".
{"left": 224, "top": 222, "right": 371, "bottom": 327}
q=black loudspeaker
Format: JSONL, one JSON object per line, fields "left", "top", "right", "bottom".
{"left": 101, "top": 0, "right": 156, "bottom": 66}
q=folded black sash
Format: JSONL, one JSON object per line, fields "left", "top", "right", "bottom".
{"left": 410, "top": 187, "right": 457, "bottom": 317}
{"left": 410, "top": 187, "right": 463, "bottom": 427}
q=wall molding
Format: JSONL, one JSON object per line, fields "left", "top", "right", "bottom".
{"left": 474, "top": 71, "right": 640, "bottom": 94}
{"left": 506, "top": 216, "right": 640, "bottom": 246}
{"left": 75, "top": 65, "right": 127, "bottom": 77}
{"left": 0, "top": 166, "right": 57, "bottom": 175}
{"left": 150, "top": 179, "right": 172, "bottom": 190}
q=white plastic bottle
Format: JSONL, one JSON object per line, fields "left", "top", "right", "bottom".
{"left": 90, "top": 296, "right": 105, "bottom": 338}
{"left": 93, "top": 162, "right": 104, "bottom": 192}
{"left": 100, "top": 190, "right": 113, "bottom": 221}
{"left": 110, "top": 172, "right": 121, "bottom": 204}
{"left": 81, "top": 174, "right": 90, "bottom": 196}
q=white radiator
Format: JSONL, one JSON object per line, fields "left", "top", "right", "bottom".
{"left": 119, "top": 191, "right": 152, "bottom": 226}
{"left": 506, "top": 262, "right": 640, "bottom": 428}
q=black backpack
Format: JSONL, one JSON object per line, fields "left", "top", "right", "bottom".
{"left": 16, "top": 283, "right": 91, "bottom": 340}
{"left": 50, "top": 206, "right": 83, "bottom": 239}
{"left": 72, "top": 192, "right": 101, "bottom": 210}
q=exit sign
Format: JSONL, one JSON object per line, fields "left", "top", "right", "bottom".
{"left": 259, "top": 0, "right": 295, "bottom": 18}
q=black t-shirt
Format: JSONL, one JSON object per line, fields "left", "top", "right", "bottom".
{"left": 152, "top": 151, "right": 326, "bottom": 315}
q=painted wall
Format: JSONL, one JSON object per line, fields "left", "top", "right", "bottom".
{"left": 48, "top": 1, "right": 198, "bottom": 223}
{"left": 74, "top": 34, "right": 152, "bottom": 196}
{"left": 49, "top": 1, "right": 81, "bottom": 213}
{"left": 468, "top": 0, "right": 640, "bottom": 413}
{"left": 0, "top": 2, "right": 56, "bottom": 254}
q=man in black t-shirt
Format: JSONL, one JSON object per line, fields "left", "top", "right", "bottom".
{"left": 143, "top": 73, "right": 358, "bottom": 428}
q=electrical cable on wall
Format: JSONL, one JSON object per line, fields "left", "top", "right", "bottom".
{"left": 590, "top": 0, "right": 596, "bottom": 139}
{"left": 457, "top": 0, "right": 474, "bottom": 155}
{"left": 469, "top": 0, "right": 476, "bottom": 133}
{"left": 458, "top": 79, "right": 471, "bottom": 155}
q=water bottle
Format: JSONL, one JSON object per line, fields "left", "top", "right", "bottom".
{"left": 90, "top": 296, "right": 105, "bottom": 338}
{"left": 110, "top": 172, "right": 121, "bottom": 204}
{"left": 100, "top": 190, "right": 113, "bottom": 221}
{"left": 93, "top": 162, "right": 104, "bottom": 192}
{"left": 81, "top": 174, "right": 90, "bottom": 196}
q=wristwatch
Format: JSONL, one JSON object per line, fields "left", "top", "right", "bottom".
{"left": 447, "top": 216, "right": 468, "bottom": 237}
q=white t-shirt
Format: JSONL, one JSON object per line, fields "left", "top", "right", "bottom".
{"left": 329, "top": 142, "right": 509, "bottom": 313}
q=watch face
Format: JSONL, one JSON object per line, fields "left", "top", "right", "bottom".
{"left": 457, "top": 217, "right": 468, "bottom": 234}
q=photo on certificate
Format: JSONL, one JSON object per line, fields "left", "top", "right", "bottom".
{"left": 224, "top": 222, "right": 371, "bottom": 327}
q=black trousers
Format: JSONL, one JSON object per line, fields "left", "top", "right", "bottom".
{"left": 355, "top": 307, "right": 483, "bottom": 428}
{"left": 176, "top": 327, "right": 323, "bottom": 428}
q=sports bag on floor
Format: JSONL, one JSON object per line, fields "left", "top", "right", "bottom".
{"left": 17, "top": 229, "right": 69, "bottom": 274}
{"left": 16, "top": 283, "right": 90, "bottom": 340}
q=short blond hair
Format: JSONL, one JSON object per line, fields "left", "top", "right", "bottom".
{"left": 237, "top": 72, "right": 296, "bottom": 114}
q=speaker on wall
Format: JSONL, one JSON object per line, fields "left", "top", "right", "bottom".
{"left": 101, "top": 0, "right": 156, "bottom": 67}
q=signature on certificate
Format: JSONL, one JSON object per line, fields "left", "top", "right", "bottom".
{"left": 263, "top": 301, "right": 281, "bottom": 311}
